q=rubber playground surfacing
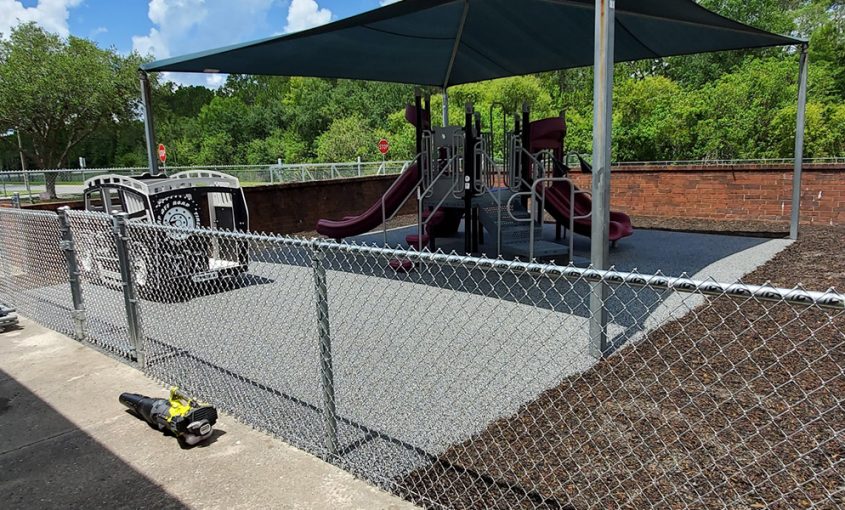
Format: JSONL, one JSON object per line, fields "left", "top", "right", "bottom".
{"left": 350, "top": 220, "right": 773, "bottom": 277}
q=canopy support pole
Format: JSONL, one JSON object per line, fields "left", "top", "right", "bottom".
{"left": 139, "top": 70, "right": 159, "bottom": 174}
{"left": 589, "top": 0, "right": 615, "bottom": 359}
{"left": 441, "top": 0, "right": 469, "bottom": 91}
{"left": 790, "top": 44, "right": 808, "bottom": 240}
{"left": 442, "top": 90, "right": 449, "bottom": 126}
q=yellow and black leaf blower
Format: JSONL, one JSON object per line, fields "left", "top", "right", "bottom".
{"left": 119, "top": 387, "right": 218, "bottom": 446}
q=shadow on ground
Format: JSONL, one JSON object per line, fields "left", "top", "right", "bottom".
{"left": 0, "top": 368, "right": 186, "bottom": 509}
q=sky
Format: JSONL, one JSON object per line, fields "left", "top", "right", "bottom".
{"left": 0, "top": 0, "right": 401, "bottom": 87}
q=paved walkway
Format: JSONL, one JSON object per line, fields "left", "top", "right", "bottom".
{"left": 0, "top": 317, "right": 416, "bottom": 510}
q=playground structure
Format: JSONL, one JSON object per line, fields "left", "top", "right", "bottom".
{"left": 1, "top": 1, "right": 837, "bottom": 507}
{"left": 79, "top": 170, "right": 249, "bottom": 292}
{"left": 316, "top": 92, "right": 633, "bottom": 263}
{"left": 134, "top": 1, "right": 810, "bottom": 359}
{"left": 62, "top": 3, "right": 830, "bottom": 507}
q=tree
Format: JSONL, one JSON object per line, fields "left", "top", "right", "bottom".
{"left": 315, "top": 115, "right": 377, "bottom": 162}
{"left": 0, "top": 23, "right": 145, "bottom": 197}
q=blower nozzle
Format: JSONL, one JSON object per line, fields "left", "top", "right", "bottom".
{"left": 119, "top": 387, "right": 218, "bottom": 446}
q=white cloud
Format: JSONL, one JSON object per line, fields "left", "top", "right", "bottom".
{"left": 0, "top": 0, "right": 83, "bottom": 39}
{"left": 284, "top": 0, "right": 332, "bottom": 34}
{"left": 379, "top": 0, "right": 401, "bottom": 5}
{"left": 205, "top": 73, "right": 225, "bottom": 87}
{"left": 132, "top": 0, "right": 209, "bottom": 59}
{"left": 132, "top": 0, "right": 277, "bottom": 87}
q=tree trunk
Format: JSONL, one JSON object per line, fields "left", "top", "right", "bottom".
{"left": 45, "top": 172, "right": 58, "bottom": 199}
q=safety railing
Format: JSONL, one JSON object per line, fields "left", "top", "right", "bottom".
{"left": 0, "top": 160, "right": 413, "bottom": 198}
{"left": 1, "top": 205, "right": 842, "bottom": 510}
{"left": 416, "top": 152, "right": 464, "bottom": 249}
{"left": 378, "top": 155, "right": 421, "bottom": 246}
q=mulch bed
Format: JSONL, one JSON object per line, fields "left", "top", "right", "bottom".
{"left": 398, "top": 225, "right": 844, "bottom": 509}
{"left": 630, "top": 215, "right": 790, "bottom": 237}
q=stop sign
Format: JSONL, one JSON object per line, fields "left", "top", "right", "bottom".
{"left": 158, "top": 143, "right": 167, "bottom": 163}
{"left": 377, "top": 138, "right": 389, "bottom": 155}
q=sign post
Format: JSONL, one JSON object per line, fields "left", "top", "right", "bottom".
{"left": 158, "top": 143, "right": 167, "bottom": 171}
{"left": 378, "top": 138, "right": 389, "bottom": 174}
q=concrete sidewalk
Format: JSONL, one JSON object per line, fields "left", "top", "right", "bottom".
{"left": 0, "top": 317, "right": 416, "bottom": 509}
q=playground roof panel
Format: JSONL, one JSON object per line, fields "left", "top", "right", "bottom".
{"left": 141, "top": 0, "right": 801, "bottom": 87}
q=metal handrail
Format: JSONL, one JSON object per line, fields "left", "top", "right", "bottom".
{"left": 415, "top": 153, "right": 463, "bottom": 249}
{"left": 475, "top": 149, "right": 506, "bottom": 256}
{"left": 567, "top": 185, "right": 592, "bottom": 263}
{"left": 380, "top": 153, "right": 425, "bottom": 246}
{"left": 503, "top": 175, "right": 578, "bottom": 262}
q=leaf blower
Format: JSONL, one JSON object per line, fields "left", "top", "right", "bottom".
{"left": 119, "top": 387, "right": 218, "bottom": 446}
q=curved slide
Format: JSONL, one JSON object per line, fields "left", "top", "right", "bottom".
{"left": 316, "top": 164, "right": 420, "bottom": 240}
{"left": 542, "top": 180, "right": 633, "bottom": 242}
{"left": 528, "top": 116, "right": 633, "bottom": 244}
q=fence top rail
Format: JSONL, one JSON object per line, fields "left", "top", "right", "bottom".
{"left": 93, "top": 211, "right": 845, "bottom": 311}
{"left": 613, "top": 156, "right": 845, "bottom": 166}
{"left": 2, "top": 157, "right": 843, "bottom": 175}
{"left": 0, "top": 161, "right": 412, "bottom": 175}
{"left": 0, "top": 207, "right": 62, "bottom": 219}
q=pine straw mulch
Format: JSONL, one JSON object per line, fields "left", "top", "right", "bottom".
{"left": 398, "top": 226, "right": 844, "bottom": 509}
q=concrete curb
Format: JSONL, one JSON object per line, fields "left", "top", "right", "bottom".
{"left": 0, "top": 317, "right": 417, "bottom": 510}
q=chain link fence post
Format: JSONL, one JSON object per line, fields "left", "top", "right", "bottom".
{"left": 311, "top": 242, "right": 338, "bottom": 458}
{"left": 11, "top": 192, "right": 20, "bottom": 208}
{"left": 589, "top": 281, "right": 609, "bottom": 358}
{"left": 112, "top": 213, "right": 145, "bottom": 366}
{"left": 57, "top": 207, "right": 87, "bottom": 341}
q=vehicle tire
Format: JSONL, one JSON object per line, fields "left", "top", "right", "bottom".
{"left": 132, "top": 245, "right": 180, "bottom": 302}
{"left": 76, "top": 242, "right": 102, "bottom": 286}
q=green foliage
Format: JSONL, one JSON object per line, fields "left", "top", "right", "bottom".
{"left": 611, "top": 76, "right": 698, "bottom": 161}
{"left": 2, "top": 0, "right": 844, "bottom": 177}
{"left": 0, "top": 23, "right": 145, "bottom": 195}
{"left": 315, "top": 115, "right": 378, "bottom": 162}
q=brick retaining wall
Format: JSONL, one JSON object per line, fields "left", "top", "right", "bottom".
{"left": 241, "top": 174, "right": 417, "bottom": 234}
{"left": 568, "top": 163, "right": 843, "bottom": 226}
{"left": 13, "top": 163, "right": 841, "bottom": 233}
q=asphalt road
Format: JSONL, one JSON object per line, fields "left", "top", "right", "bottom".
{"left": 0, "top": 183, "right": 85, "bottom": 197}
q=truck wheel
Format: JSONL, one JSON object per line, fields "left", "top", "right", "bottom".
{"left": 77, "top": 243, "right": 101, "bottom": 286}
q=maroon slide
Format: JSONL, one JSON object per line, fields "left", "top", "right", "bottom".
{"left": 528, "top": 116, "right": 633, "bottom": 244}
{"left": 542, "top": 180, "right": 633, "bottom": 243}
{"left": 315, "top": 164, "right": 420, "bottom": 240}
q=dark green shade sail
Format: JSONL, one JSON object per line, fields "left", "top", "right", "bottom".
{"left": 141, "top": 0, "right": 802, "bottom": 86}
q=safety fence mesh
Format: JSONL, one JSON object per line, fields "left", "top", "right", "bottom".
{"left": 0, "top": 209, "right": 75, "bottom": 336}
{"left": 0, "top": 161, "right": 409, "bottom": 198}
{"left": 0, "top": 206, "right": 842, "bottom": 509}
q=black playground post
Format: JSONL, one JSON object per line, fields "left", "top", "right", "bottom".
{"left": 521, "top": 101, "right": 531, "bottom": 188}
{"left": 464, "top": 102, "right": 475, "bottom": 254}
{"left": 473, "top": 111, "right": 483, "bottom": 249}
{"left": 414, "top": 88, "right": 423, "bottom": 249}
{"left": 414, "top": 88, "right": 423, "bottom": 162}
{"left": 520, "top": 102, "right": 532, "bottom": 214}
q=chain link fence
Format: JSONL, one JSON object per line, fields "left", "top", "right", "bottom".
{"left": 0, "top": 209, "right": 76, "bottom": 336}
{"left": 0, "top": 206, "right": 842, "bottom": 509}
{"left": 0, "top": 161, "right": 410, "bottom": 198}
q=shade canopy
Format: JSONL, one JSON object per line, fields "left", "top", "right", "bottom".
{"left": 141, "top": 0, "right": 801, "bottom": 87}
